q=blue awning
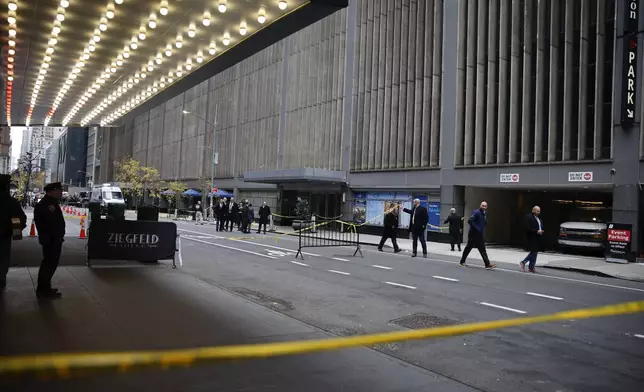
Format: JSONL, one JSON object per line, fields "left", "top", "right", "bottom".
{"left": 208, "top": 189, "right": 233, "bottom": 198}
{"left": 183, "top": 189, "right": 202, "bottom": 197}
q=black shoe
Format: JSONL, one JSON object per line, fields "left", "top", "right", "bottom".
{"left": 378, "top": 248, "right": 383, "bottom": 252}
{"left": 36, "top": 289, "right": 62, "bottom": 299}
{"left": 256, "top": 231, "right": 261, "bottom": 234}
{"left": 394, "top": 249, "right": 402, "bottom": 253}
{"left": 450, "top": 248, "right": 455, "bottom": 251}
{"left": 423, "top": 254, "right": 427, "bottom": 258}
{"left": 458, "top": 248, "right": 462, "bottom": 251}
{"left": 411, "top": 253, "right": 417, "bottom": 258}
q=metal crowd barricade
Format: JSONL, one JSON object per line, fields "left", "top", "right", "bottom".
{"left": 295, "top": 218, "right": 363, "bottom": 260}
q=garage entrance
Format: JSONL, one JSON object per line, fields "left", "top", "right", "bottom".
{"left": 463, "top": 186, "right": 613, "bottom": 251}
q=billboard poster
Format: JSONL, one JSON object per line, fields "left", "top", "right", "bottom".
{"left": 428, "top": 202, "right": 441, "bottom": 232}
{"left": 353, "top": 199, "right": 366, "bottom": 224}
{"left": 366, "top": 200, "right": 385, "bottom": 226}
{"left": 605, "top": 222, "right": 632, "bottom": 264}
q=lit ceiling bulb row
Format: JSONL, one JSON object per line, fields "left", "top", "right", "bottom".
{"left": 100, "top": 42, "right": 223, "bottom": 125}
{"left": 50, "top": 0, "right": 122, "bottom": 127}
{"left": 27, "top": 0, "right": 69, "bottom": 126}
{"left": 89, "top": 1, "right": 288, "bottom": 126}
{"left": 5, "top": 2, "right": 18, "bottom": 126}
{"left": 65, "top": 0, "right": 169, "bottom": 125}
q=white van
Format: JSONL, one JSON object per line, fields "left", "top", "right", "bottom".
{"left": 91, "top": 183, "right": 125, "bottom": 214}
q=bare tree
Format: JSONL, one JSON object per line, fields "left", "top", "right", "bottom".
{"left": 15, "top": 152, "right": 41, "bottom": 205}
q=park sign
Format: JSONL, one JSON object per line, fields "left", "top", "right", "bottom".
{"left": 621, "top": 0, "right": 639, "bottom": 127}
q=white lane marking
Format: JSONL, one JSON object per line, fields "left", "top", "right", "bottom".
{"left": 633, "top": 334, "right": 644, "bottom": 339}
{"left": 266, "top": 249, "right": 292, "bottom": 257}
{"left": 372, "top": 265, "right": 393, "bottom": 270}
{"left": 432, "top": 276, "right": 459, "bottom": 282}
{"left": 290, "top": 261, "right": 309, "bottom": 267}
{"left": 366, "top": 249, "right": 644, "bottom": 294}
{"left": 178, "top": 228, "right": 321, "bottom": 256}
{"left": 478, "top": 302, "right": 527, "bottom": 314}
{"left": 332, "top": 257, "right": 349, "bottom": 262}
{"left": 526, "top": 292, "right": 564, "bottom": 301}
{"left": 182, "top": 236, "right": 276, "bottom": 259}
{"left": 329, "top": 270, "right": 351, "bottom": 276}
{"left": 384, "top": 281, "right": 417, "bottom": 290}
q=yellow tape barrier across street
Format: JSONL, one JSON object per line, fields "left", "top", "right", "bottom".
{"left": 1, "top": 300, "right": 643, "bottom": 377}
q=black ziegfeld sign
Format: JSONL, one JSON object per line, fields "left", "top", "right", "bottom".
{"left": 88, "top": 220, "right": 177, "bottom": 261}
{"left": 622, "top": 0, "right": 639, "bottom": 127}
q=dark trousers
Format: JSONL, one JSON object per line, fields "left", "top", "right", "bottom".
{"left": 450, "top": 232, "right": 462, "bottom": 251}
{"left": 257, "top": 221, "right": 268, "bottom": 233}
{"left": 522, "top": 250, "right": 538, "bottom": 270}
{"left": 241, "top": 220, "right": 250, "bottom": 233}
{"left": 378, "top": 228, "right": 399, "bottom": 251}
{"left": 0, "top": 236, "right": 11, "bottom": 286}
{"left": 460, "top": 232, "right": 491, "bottom": 267}
{"left": 411, "top": 228, "right": 427, "bottom": 255}
{"left": 217, "top": 216, "right": 224, "bottom": 231}
{"left": 37, "top": 240, "right": 62, "bottom": 291}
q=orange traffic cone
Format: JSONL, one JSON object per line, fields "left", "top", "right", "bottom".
{"left": 78, "top": 219, "right": 87, "bottom": 239}
{"left": 77, "top": 209, "right": 81, "bottom": 216}
{"left": 29, "top": 220, "right": 37, "bottom": 237}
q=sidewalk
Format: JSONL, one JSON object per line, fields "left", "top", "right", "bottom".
{"left": 268, "top": 225, "right": 644, "bottom": 283}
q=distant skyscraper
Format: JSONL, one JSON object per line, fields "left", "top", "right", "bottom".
{"left": 20, "top": 126, "right": 66, "bottom": 171}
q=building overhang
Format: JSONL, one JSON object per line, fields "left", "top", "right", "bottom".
{"left": 243, "top": 168, "right": 347, "bottom": 184}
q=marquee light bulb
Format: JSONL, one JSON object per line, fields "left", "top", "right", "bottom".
{"left": 258, "top": 13, "right": 266, "bottom": 24}
{"left": 99, "top": 17, "right": 108, "bottom": 31}
{"left": 106, "top": 9, "right": 114, "bottom": 19}
{"left": 61, "top": 0, "right": 70, "bottom": 8}
{"left": 175, "top": 34, "right": 183, "bottom": 48}
{"left": 57, "top": 12, "right": 65, "bottom": 22}
{"left": 239, "top": 23, "right": 247, "bottom": 36}
{"left": 8, "top": 2, "right": 17, "bottom": 12}
{"left": 8, "top": 16, "right": 16, "bottom": 24}
{"left": 148, "top": 13, "right": 157, "bottom": 28}
{"left": 279, "top": 1, "right": 287, "bottom": 10}
{"left": 218, "top": 2, "right": 226, "bottom": 13}
{"left": 115, "top": 0, "right": 123, "bottom": 4}
{"left": 188, "top": 24, "right": 196, "bottom": 38}
{"left": 165, "top": 44, "right": 172, "bottom": 56}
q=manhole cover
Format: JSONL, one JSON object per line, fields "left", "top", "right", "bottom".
{"left": 230, "top": 287, "right": 294, "bottom": 312}
{"left": 390, "top": 313, "right": 461, "bottom": 330}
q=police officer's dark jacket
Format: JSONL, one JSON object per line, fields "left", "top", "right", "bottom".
{"left": 34, "top": 195, "right": 66, "bottom": 243}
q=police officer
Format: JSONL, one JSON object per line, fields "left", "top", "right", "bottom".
{"left": 0, "top": 174, "right": 27, "bottom": 291}
{"left": 34, "top": 182, "right": 66, "bottom": 298}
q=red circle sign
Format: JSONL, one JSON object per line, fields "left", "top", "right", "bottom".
{"left": 211, "top": 187, "right": 218, "bottom": 193}
{"left": 583, "top": 173, "right": 591, "bottom": 180}
{"left": 511, "top": 174, "right": 519, "bottom": 182}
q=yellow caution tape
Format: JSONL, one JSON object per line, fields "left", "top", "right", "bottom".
{"left": 1, "top": 300, "right": 643, "bottom": 377}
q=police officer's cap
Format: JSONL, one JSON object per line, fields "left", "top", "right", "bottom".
{"left": 44, "top": 182, "right": 63, "bottom": 192}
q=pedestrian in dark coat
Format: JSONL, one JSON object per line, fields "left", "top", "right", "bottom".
{"left": 0, "top": 174, "right": 27, "bottom": 291}
{"left": 402, "top": 199, "right": 429, "bottom": 258}
{"left": 257, "top": 202, "right": 271, "bottom": 234}
{"left": 459, "top": 201, "right": 496, "bottom": 269}
{"left": 378, "top": 204, "right": 401, "bottom": 253}
{"left": 34, "top": 182, "right": 66, "bottom": 298}
{"left": 241, "top": 202, "right": 251, "bottom": 233}
{"left": 444, "top": 208, "right": 463, "bottom": 251}
{"left": 520, "top": 206, "right": 543, "bottom": 273}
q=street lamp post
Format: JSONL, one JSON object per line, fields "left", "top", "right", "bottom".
{"left": 183, "top": 105, "right": 218, "bottom": 220}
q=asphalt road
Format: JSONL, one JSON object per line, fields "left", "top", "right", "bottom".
{"left": 167, "top": 220, "right": 644, "bottom": 392}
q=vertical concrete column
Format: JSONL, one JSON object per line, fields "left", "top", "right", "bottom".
{"left": 508, "top": 0, "right": 522, "bottom": 164}
{"left": 430, "top": 0, "right": 443, "bottom": 167}
{"left": 388, "top": 0, "right": 402, "bottom": 166}
{"left": 361, "top": 0, "right": 374, "bottom": 170}
{"left": 485, "top": 0, "right": 498, "bottom": 164}
{"left": 353, "top": 0, "right": 366, "bottom": 170}
{"left": 578, "top": 0, "right": 590, "bottom": 160}
{"left": 533, "top": 0, "right": 546, "bottom": 162}
{"left": 439, "top": 185, "right": 465, "bottom": 227}
{"left": 496, "top": 0, "right": 510, "bottom": 164}
{"left": 412, "top": 0, "right": 425, "bottom": 168}
{"left": 593, "top": 0, "right": 606, "bottom": 160}
{"left": 421, "top": 0, "right": 435, "bottom": 167}
{"left": 439, "top": 0, "right": 458, "bottom": 176}
{"left": 341, "top": 0, "right": 356, "bottom": 173}
{"left": 520, "top": 0, "right": 534, "bottom": 163}
{"left": 404, "top": 0, "right": 418, "bottom": 168}
{"left": 464, "top": 0, "right": 477, "bottom": 165}
{"left": 382, "top": 0, "right": 394, "bottom": 168}
{"left": 562, "top": 0, "right": 575, "bottom": 161}
{"left": 375, "top": 0, "right": 387, "bottom": 169}
{"left": 368, "top": 0, "right": 381, "bottom": 169}
{"left": 396, "top": 0, "right": 410, "bottom": 168}
{"left": 547, "top": 1, "right": 560, "bottom": 161}
{"left": 474, "top": 0, "right": 488, "bottom": 165}
{"left": 454, "top": 0, "right": 467, "bottom": 166}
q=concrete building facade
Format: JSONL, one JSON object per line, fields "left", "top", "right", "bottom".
{"left": 20, "top": 126, "right": 66, "bottom": 170}
{"left": 96, "top": 0, "right": 644, "bottom": 255}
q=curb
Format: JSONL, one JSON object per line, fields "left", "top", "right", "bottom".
{"left": 542, "top": 265, "right": 644, "bottom": 283}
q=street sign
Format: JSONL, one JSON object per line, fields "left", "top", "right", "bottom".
{"left": 605, "top": 223, "right": 633, "bottom": 264}
{"left": 621, "top": 1, "right": 639, "bottom": 127}
{"left": 568, "top": 171, "right": 593, "bottom": 182}
{"left": 212, "top": 187, "right": 218, "bottom": 193}
{"left": 500, "top": 173, "right": 520, "bottom": 183}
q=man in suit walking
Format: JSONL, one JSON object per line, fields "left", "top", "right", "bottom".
{"left": 444, "top": 208, "right": 463, "bottom": 251}
{"left": 460, "top": 201, "right": 496, "bottom": 269}
{"left": 402, "top": 199, "right": 429, "bottom": 258}
{"left": 257, "top": 201, "right": 271, "bottom": 234}
{"left": 520, "top": 206, "right": 543, "bottom": 273}
{"left": 378, "top": 203, "right": 402, "bottom": 253}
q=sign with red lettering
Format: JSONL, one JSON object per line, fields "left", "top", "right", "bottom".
{"left": 605, "top": 223, "right": 633, "bottom": 264}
